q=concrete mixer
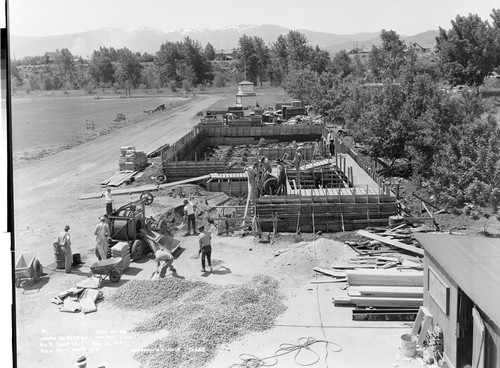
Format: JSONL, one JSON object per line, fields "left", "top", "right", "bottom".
{"left": 107, "top": 192, "right": 154, "bottom": 261}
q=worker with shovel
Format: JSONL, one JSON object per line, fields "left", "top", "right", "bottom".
{"left": 198, "top": 224, "right": 212, "bottom": 272}
{"left": 148, "top": 249, "right": 176, "bottom": 278}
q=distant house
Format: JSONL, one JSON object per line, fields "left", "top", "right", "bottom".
{"left": 235, "top": 81, "right": 256, "bottom": 107}
{"left": 44, "top": 52, "right": 58, "bottom": 63}
{"left": 348, "top": 47, "right": 371, "bottom": 55}
{"left": 408, "top": 42, "right": 431, "bottom": 53}
{"left": 216, "top": 49, "right": 237, "bottom": 61}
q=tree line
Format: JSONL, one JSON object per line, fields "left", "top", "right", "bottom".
{"left": 10, "top": 9, "right": 500, "bottom": 210}
{"left": 282, "top": 10, "right": 500, "bottom": 211}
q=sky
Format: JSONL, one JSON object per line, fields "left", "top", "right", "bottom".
{"left": 8, "top": 0, "right": 499, "bottom": 37}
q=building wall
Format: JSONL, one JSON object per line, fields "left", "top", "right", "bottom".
{"left": 236, "top": 94, "right": 256, "bottom": 107}
{"left": 424, "top": 252, "right": 459, "bottom": 367}
{"left": 424, "top": 252, "right": 500, "bottom": 368}
{"left": 238, "top": 84, "right": 254, "bottom": 94}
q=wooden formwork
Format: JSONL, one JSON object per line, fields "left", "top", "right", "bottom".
{"left": 256, "top": 187, "right": 397, "bottom": 233}
{"left": 163, "top": 161, "right": 241, "bottom": 182}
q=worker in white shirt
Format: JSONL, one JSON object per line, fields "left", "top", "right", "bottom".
{"left": 102, "top": 188, "right": 114, "bottom": 215}
{"left": 183, "top": 199, "right": 197, "bottom": 236}
{"left": 327, "top": 131, "right": 335, "bottom": 156}
{"left": 149, "top": 249, "right": 176, "bottom": 278}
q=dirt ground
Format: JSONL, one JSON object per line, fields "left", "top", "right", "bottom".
{"left": 11, "top": 94, "right": 425, "bottom": 368}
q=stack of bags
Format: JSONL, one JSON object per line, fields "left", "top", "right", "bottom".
{"left": 119, "top": 146, "right": 148, "bottom": 172}
{"left": 111, "top": 241, "right": 130, "bottom": 273}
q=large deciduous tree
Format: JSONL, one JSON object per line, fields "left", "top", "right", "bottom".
{"left": 90, "top": 47, "right": 117, "bottom": 90}
{"left": 369, "top": 30, "right": 406, "bottom": 81}
{"left": 115, "top": 47, "right": 143, "bottom": 95}
{"left": 435, "top": 11, "right": 499, "bottom": 86}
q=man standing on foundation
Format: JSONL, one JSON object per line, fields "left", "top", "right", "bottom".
{"left": 183, "top": 199, "right": 197, "bottom": 236}
{"left": 294, "top": 146, "right": 303, "bottom": 190}
{"left": 276, "top": 158, "right": 287, "bottom": 195}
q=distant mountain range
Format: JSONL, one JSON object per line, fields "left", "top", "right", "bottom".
{"left": 10, "top": 24, "right": 439, "bottom": 59}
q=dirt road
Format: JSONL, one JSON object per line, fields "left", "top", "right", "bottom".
{"left": 13, "top": 95, "right": 222, "bottom": 263}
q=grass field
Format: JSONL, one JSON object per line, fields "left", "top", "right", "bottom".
{"left": 10, "top": 85, "right": 290, "bottom": 163}
{"left": 11, "top": 92, "right": 191, "bottom": 162}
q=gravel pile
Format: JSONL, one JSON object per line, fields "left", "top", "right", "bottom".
{"left": 131, "top": 275, "right": 286, "bottom": 368}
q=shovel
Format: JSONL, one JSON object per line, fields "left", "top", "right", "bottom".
{"left": 176, "top": 222, "right": 185, "bottom": 230}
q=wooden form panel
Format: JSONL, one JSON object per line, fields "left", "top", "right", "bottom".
{"left": 207, "top": 181, "right": 248, "bottom": 196}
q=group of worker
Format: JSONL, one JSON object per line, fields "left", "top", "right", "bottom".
{"left": 149, "top": 222, "right": 213, "bottom": 278}
{"left": 55, "top": 188, "right": 115, "bottom": 273}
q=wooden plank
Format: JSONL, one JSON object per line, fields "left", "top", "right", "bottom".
{"left": 349, "top": 286, "right": 423, "bottom": 298}
{"left": 346, "top": 269, "right": 423, "bottom": 287}
{"left": 357, "top": 230, "right": 424, "bottom": 256}
{"left": 310, "top": 278, "right": 348, "bottom": 284}
{"left": 313, "top": 267, "right": 347, "bottom": 278}
{"left": 348, "top": 296, "right": 423, "bottom": 308}
{"left": 352, "top": 310, "right": 418, "bottom": 322}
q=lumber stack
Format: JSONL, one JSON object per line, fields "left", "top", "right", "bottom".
{"left": 119, "top": 146, "right": 148, "bottom": 172}
{"left": 111, "top": 242, "right": 130, "bottom": 273}
{"left": 345, "top": 222, "right": 432, "bottom": 256}
{"left": 312, "top": 223, "right": 428, "bottom": 320}
{"left": 332, "top": 268, "right": 424, "bottom": 312}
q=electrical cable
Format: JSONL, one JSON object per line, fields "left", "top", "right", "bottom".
{"left": 228, "top": 337, "right": 342, "bottom": 368}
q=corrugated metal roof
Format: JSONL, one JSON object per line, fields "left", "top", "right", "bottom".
{"left": 415, "top": 233, "right": 500, "bottom": 325}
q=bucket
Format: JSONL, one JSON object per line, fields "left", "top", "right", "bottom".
{"left": 401, "top": 334, "right": 417, "bottom": 357}
{"left": 72, "top": 253, "right": 81, "bottom": 265}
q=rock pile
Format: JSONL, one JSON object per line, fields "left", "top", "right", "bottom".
{"left": 110, "top": 275, "right": 286, "bottom": 368}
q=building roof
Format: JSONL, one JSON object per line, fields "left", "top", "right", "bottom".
{"left": 415, "top": 233, "right": 500, "bottom": 325}
{"left": 238, "top": 81, "right": 253, "bottom": 85}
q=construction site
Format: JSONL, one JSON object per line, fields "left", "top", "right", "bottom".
{"left": 13, "top": 91, "right": 499, "bottom": 368}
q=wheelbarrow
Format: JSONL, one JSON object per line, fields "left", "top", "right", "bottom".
{"left": 89, "top": 257, "right": 122, "bottom": 283}
{"left": 15, "top": 252, "right": 43, "bottom": 287}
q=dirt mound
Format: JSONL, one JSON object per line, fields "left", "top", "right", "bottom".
{"left": 266, "top": 237, "right": 356, "bottom": 282}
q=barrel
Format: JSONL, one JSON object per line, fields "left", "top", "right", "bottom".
{"left": 401, "top": 334, "right": 417, "bottom": 357}
{"left": 389, "top": 215, "right": 405, "bottom": 227}
{"left": 53, "top": 242, "right": 66, "bottom": 269}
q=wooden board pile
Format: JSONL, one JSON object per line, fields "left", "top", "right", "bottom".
{"left": 111, "top": 242, "right": 131, "bottom": 273}
{"left": 119, "top": 146, "right": 148, "bottom": 172}
{"left": 313, "top": 222, "right": 429, "bottom": 321}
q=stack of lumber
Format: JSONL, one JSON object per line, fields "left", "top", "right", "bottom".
{"left": 332, "top": 268, "right": 424, "bottom": 314}
{"left": 111, "top": 242, "right": 130, "bottom": 273}
{"left": 311, "top": 223, "right": 428, "bottom": 320}
{"left": 344, "top": 223, "right": 432, "bottom": 256}
{"left": 119, "top": 146, "right": 148, "bottom": 172}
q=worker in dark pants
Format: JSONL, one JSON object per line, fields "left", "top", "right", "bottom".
{"left": 294, "top": 146, "right": 303, "bottom": 190}
{"left": 327, "top": 130, "right": 335, "bottom": 156}
{"left": 198, "top": 225, "right": 212, "bottom": 272}
{"left": 276, "top": 158, "right": 287, "bottom": 195}
{"left": 183, "top": 199, "right": 196, "bottom": 236}
{"left": 102, "top": 188, "right": 114, "bottom": 215}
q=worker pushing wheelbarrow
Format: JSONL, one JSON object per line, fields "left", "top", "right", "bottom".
{"left": 89, "top": 257, "right": 122, "bottom": 283}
